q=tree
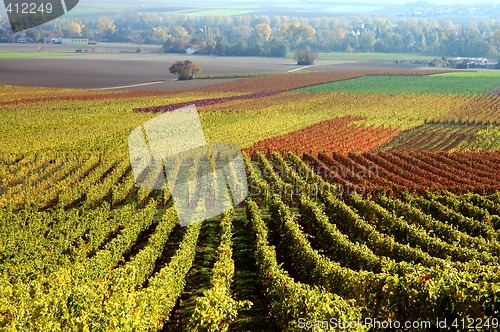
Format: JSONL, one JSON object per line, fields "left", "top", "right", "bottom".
{"left": 266, "top": 38, "right": 289, "bottom": 57}
{"left": 359, "top": 32, "right": 376, "bottom": 52}
{"left": 67, "top": 21, "right": 82, "bottom": 36}
{"left": 254, "top": 23, "right": 271, "bottom": 43}
{"left": 286, "top": 24, "right": 316, "bottom": 48}
{"left": 294, "top": 48, "right": 317, "bottom": 65}
{"left": 491, "top": 30, "right": 500, "bottom": 51}
{"left": 97, "top": 16, "right": 116, "bottom": 36}
{"left": 169, "top": 60, "right": 202, "bottom": 80}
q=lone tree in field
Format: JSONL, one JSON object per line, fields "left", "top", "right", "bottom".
{"left": 169, "top": 60, "right": 202, "bottom": 80}
{"left": 294, "top": 48, "right": 317, "bottom": 65}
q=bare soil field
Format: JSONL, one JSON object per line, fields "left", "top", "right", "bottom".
{"left": 0, "top": 42, "right": 163, "bottom": 54}
{"left": 0, "top": 44, "right": 422, "bottom": 90}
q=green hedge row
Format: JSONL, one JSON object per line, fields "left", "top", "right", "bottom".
{"left": 84, "top": 156, "right": 130, "bottom": 208}
{"left": 377, "top": 194, "right": 500, "bottom": 257}
{"left": 0, "top": 202, "right": 112, "bottom": 283}
{"left": 82, "top": 200, "right": 157, "bottom": 280}
{"left": 243, "top": 152, "right": 269, "bottom": 205}
{"left": 255, "top": 152, "right": 295, "bottom": 206}
{"left": 403, "top": 192, "right": 496, "bottom": 240}
{"left": 350, "top": 194, "right": 497, "bottom": 264}
{"left": 323, "top": 194, "right": 446, "bottom": 268}
{"left": 297, "top": 194, "right": 387, "bottom": 273}
{"left": 458, "top": 192, "right": 500, "bottom": 230}
{"left": 273, "top": 194, "right": 500, "bottom": 323}
{"left": 111, "top": 206, "right": 178, "bottom": 287}
{"left": 246, "top": 198, "right": 364, "bottom": 331}
{"left": 187, "top": 210, "right": 252, "bottom": 331}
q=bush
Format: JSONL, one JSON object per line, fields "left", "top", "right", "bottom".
{"left": 429, "top": 57, "right": 447, "bottom": 67}
{"left": 294, "top": 48, "right": 317, "bottom": 65}
{"left": 169, "top": 60, "right": 202, "bottom": 80}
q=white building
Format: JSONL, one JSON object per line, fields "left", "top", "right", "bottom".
{"left": 61, "top": 37, "right": 89, "bottom": 46}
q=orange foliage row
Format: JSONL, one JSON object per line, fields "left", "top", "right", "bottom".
{"left": 244, "top": 116, "right": 400, "bottom": 156}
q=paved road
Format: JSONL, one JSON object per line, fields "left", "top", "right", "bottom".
{"left": 0, "top": 53, "right": 420, "bottom": 91}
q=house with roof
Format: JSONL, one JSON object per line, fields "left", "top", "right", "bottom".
{"left": 351, "top": 23, "right": 372, "bottom": 36}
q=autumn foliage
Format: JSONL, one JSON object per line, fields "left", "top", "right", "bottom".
{"left": 244, "top": 116, "right": 400, "bottom": 156}
{"left": 303, "top": 150, "right": 500, "bottom": 196}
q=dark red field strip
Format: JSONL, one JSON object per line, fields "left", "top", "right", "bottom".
{"left": 414, "top": 151, "right": 498, "bottom": 187}
{"left": 132, "top": 91, "right": 280, "bottom": 113}
{"left": 303, "top": 151, "right": 500, "bottom": 196}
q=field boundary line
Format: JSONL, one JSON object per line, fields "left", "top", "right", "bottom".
{"left": 288, "top": 66, "right": 313, "bottom": 72}
{"left": 92, "top": 80, "right": 167, "bottom": 90}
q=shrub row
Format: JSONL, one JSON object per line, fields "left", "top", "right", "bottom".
{"left": 350, "top": 194, "right": 496, "bottom": 264}
{"left": 323, "top": 194, "right": 446, "bottom": 269}
{"left": 111, "top": 206, "right": 178, "bottom": 287}
{"left": 187, "top": 210, "right": 252, "bottom": 331}
{"left": 273, "top": 194, "right": 500, "bottom": 324}
{"left": 246, "top": 198, "right": 364, "bottom": 331}
{"left": 297, "top": 194, "right": 387, "bottom": 273}
{"left": 377, "top": 195, "right": 500, "bottom": 257}
{"left": 255, "top": 152, "right": 294, "bottom": 206}
{"left": 285, "top": 152, "right": 336, "bottom": 195}
{"left": 0, "top": 203, "right": 111, "bottom": 283}
{"left": 402, "top": 192, "right": 496, "bottom": 240}
{"left": 84, "top": 155, "right": 130, "bottom": 208}
{"left": 82, "top": 200, "right": 157, "bottom": 280}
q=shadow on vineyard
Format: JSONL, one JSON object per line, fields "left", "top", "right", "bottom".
{"left": 164, "top": 217, "right": 221, "bottom": 330}
{"left": 150, "top": 223, "right": 188, "bottom": 278}
{"left": 120, "top": 207, "right": 166, "bottom": 264}
{"left": 230, "top": 216, "right": 277, "bottom": 332}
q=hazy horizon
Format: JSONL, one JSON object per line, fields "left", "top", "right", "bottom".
{"left": 0, "top": 0, "right": 498, "bottom": 23}
{"left": 1, "top": 0, "right": 499, "bottom": 11}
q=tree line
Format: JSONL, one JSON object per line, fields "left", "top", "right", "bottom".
{"left": 1, "top": 12, "right": 499, "bottom": 58}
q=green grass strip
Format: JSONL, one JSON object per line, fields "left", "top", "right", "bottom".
{"left": 0, "top": 52, "right": 76, "bottom": 58}
{"left": 297, "top": 75, "right": 500, "bottom": 95}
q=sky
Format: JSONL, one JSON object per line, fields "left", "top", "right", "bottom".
{"left": 305, "top": 0, "right": 497, "bottom": 3}
{"left": 402, "top": 0, "right": 496, "bottom": 5}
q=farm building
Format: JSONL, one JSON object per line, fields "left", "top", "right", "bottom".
{"left": 453, "top": 57, "right": 489, "bottom": 69}
{"left": 61, "top": 37, "right": 89, "bottom": 46}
